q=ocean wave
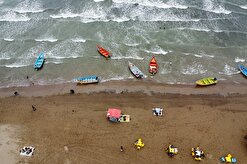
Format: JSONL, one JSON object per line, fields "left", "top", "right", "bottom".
{"left": 93, "top": 0, "right": 105, "bottom": 2}
{"left": 4, "top": 63, "right": 29, "bottom": 68}
{"left": 219, "top": 64, "right": 239, "bottom": 76}
{"left": 181, "top": 63, "right": 207, "bottom": 75}
{"left": 0, "top": 12, "right": 31, "bottom": 22}
{"left": 144, "top": 49, "right": 169, "bottom": 55}
{"left": 234, "top": 57, "right": 245, "bottom": 63}
{"left": 124, "top": 43, "right": 140, "bottom": 47}
{"left": 3, "top": 38, "right": 14, "bottom": 42}
{"left": 71, "top": 38, "right": 86, "bottom": 43}
{"left": 100, "top": 76, "right": 126, "bottom": 82}
{"left": 203, "top": 0, "right": 231, "bottom": 14}
{"left": 35, "top": 38, "right": 58, "bottom": 42}
{"left": 13, "top": 0, "right": 45, "bottom": 14}
{"left": 111, "top": 55, "right": 144, "bottom": 60}
{"left": 240, "top": 5, "right": 247, "bottom": 9}
{"left": 112, "top": 0, "right": 188, "bottom": 9}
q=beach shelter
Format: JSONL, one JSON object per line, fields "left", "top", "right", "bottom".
{"left": 107, "top": 108, "right": 121, "bottom": 122}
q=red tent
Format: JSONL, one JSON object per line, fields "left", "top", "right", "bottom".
{"left": 107, "top": 108, "right": 121, "bottom": 122}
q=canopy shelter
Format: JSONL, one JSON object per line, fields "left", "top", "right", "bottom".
{"left": 107, "top": 108, "right": 121, "bottom": 122}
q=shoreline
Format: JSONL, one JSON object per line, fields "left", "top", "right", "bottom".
{"left": 1, "top": 79, "right": 247, "bottom": 98}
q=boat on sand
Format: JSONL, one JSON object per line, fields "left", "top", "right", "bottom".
{"left": 196, "top": 77, "right": 217, "bottom": 86}
{"left": 238, "top": 64, "right": 247, "bottom": 77}
{"left": 75, "top": 75, "right": 99, "bottom": 84}
{"left": 128, "top": 61, "right": 144, "bottom": 78}
{"left": 149, "top": 56, "right": 158, "bottom": 75}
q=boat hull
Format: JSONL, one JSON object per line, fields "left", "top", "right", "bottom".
{"left": 76, "top": 75, "right": 99, "bottom": 84}
{"left": 128, "top": 62, "right": 144, "bottom": 78}
{"left": 196, "top": 77, "right": 217, "bottom": 86}
{"left": 96, "top": 45, "right": 111, "bottom": 58}
{"left": 34, "top": 52, "right": 45, "bottom": 70}
{"left": 149, "top": 56, "right": 158, "bottom": 75}
{"left": 239, "top": 64, "right": 247, "bottom": 77}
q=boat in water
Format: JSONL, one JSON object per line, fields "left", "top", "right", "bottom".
{"left": 196, "top": 77, "right": 217, "bottom": 86}
{"left": 75, "top": 75, "right": 99, "bottom": 84}
{"left": 34, "top": 52, "right": 45, "bottom": 70}
{"left": 96, "top": 45, "right": 111, "bottom": 58}
{"left": 128, "top": 61, "right": 144, "bottom": 78}
{"left": 238, "top": 64, "right": 247, "bottom": 77}
{"left": 149, "top": 56, "right": 158, "bottom": 75}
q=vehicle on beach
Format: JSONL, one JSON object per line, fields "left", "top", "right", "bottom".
{"left": 149, "top": 56, "right": 158, "bottom": 75}
{"left": 220, "top": 154, "right": 237, "bottom": 163}
{"left": 96, "top": 45, "right": 112, "bottom": 58}
{"left": 75, "top": 75, "right": 99, "bottom": 84}
{"left": 195, "top": 77, "right": 217, "bottom": 86}
{"left": 107, "top": 108, "right": 121, "bottom": 123}
{"left": 34, "top": 52, "right": 45, "bottom": 70}
{"left": 238, "top": 64, "right": 247, "bottom": 77}
{"left": 128, "top": 61, "right": 144, "bottom": 78}
{"left": 134, "top": 138, "right": 144, "bottom": 150}
{"left": 191, "top": 146, "right": 205, "bottom": 161}
{"left": 166, "top": 145, "right": 178, "bottom": 157}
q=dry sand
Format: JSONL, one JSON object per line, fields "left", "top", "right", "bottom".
{"left": 0, "top": 80, "right": 247, "bottom": 164}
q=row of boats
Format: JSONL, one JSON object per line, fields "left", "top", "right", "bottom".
{"left": 33, "top": 46, "right": 247, "bottom": 86}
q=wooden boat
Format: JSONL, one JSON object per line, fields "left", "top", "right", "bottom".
{"left": 76, "top": 75, "right": 99, "bottom": 84}
{"left": 196, "top": 77, "right": 217, "bottom": 86}
{"left": 149, "top": 56, "right": 158, "bottom": 75}
{"left": 128, "top": 61, "right": 144, "bottom": 78}
{"left": 96, "top": 45, "right": 111, "bottom": 58}
{"left": 34, "top": 52, "right": 45, "bottom": 70}
{"left": 239, "top": 64, "right": 247, "bottom": 77}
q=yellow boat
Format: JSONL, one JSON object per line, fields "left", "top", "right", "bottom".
{"left": 196, "top": 77, "right": 217, "bottom": 86}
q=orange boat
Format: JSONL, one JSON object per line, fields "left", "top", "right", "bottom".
{"left": 149, "top": 56, "right": 158, "bottom": 74}
{"left": 96, "top": 45, "right": 111, "bottom": 58}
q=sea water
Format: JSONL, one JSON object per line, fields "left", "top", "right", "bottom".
{"left": 0, "top": 0, "right": 247, "bottom": 88}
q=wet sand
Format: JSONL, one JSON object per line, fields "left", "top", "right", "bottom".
{"left": 0, "top": 80, "right": 247, "bottom": 164}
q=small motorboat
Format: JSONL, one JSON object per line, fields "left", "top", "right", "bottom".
{"left": 149, "top": 56, "right": 158, "bottom": 75}
{"left": 96, "top": 45, "right": 111, "bottom": 58}
{"left": 128, "top": 61, "right": 144, "bottom": 78}
{"left": 34, "top": 52, "right": 45, "bottom": 70}
{"left": 239, "top": 64, "right": 247, "bottom": 77}
{"left": 75, "top": 75, "right": 99, "bottom": 84}
{"left": 196, "top": 77, "right": 217, "bottom": 86}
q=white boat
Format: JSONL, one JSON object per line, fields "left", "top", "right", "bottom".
{"left": 128, "top": 61, "right": 144, "bottom": 78}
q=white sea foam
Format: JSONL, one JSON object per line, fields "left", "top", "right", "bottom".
{"left": 182, "top": 63, "right": 207, "bottom": 75}
{"left": 5, "top": 63, "right": 29, "bottom": 68}
{"left": 112, "top": 0, "right": 188, "bottom": 9}
{"left": 240, "top": 5, "right": 247, "bottom": 9}
{"left": 35, "top": 38, "right": 58, "bottom": 42}
{"left": 0, "top": 12, "right": 31, "bottom": 22}
{"left": 219, "top": 64, "right": 239, "bottom": 75}
{"left": 111, "top": 55, "right": 144, "bottom": 60}
{"left": 4, "top": 38, "right": 14, "bottom": 42}
{"left": 50, "top": 12, "right": 79, "bottom": 19}
{"left": 234, "top": 57, "right": 245, "bottom": 63}
{"left": 13, "top": 0, "right": 45, "bottom": 13}
{"left": 93, "top": 0, "right": 105, "bottom": 2}
{"left": 203, "top": 0, "right": 231, "bottom": 14}
{"left": 101, "top": 76, "right": 126, "bottom": 82}
{"left": 144, "top": 49, "right": 169, "bottom": 55}
{"left": 124, "top": 43, "right": 140, "bottom": 47}
{"left": 71, "top": 38, "right": 86, "bottom": 43}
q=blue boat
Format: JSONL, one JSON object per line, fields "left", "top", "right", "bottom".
{"left": 76, "top": 75, "right": 99, "bottom": 84}
{"left": 239, "top": 64, "right": 247, "bottom": 77}
{"left": 34, "top": 52, "right": 45, "bottom": 70}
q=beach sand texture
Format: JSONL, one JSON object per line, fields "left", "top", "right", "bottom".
{"left": 0, "top": 81, "right": 247, "bottom": 164}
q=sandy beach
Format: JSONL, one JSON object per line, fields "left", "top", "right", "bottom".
{"left": 0, "top": 80, "right": 247, "bottom": 164}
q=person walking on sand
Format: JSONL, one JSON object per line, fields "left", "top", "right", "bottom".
{"left": 120, "top": 146, "right": 124, "bottom": 152}
{"left": 32, "top": 105, "right": 37, "bottom": 111}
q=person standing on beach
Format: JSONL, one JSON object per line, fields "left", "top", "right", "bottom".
{"left": 32, "top": 105, "right": 37, "bottom": 111}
